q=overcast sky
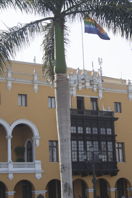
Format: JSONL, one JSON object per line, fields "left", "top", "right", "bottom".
{"left": 0, "top": 8, "right": 132, "bottom": 80}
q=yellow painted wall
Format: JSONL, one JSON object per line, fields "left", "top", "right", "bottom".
{"left": 0, "top": 61, "right": 132, "bottom": 196}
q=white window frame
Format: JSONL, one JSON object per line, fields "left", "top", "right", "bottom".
{"left": 114, "top": 102, "right": 122, "bottom": 113}
{"left": 48, "top": 97, "right": 56, "bottom": 108}
{"left": 18, "top": 94, "right": 27, "bottom": 106}
{"left": 116, "top": 142, "right": 125, "bottom": 162}
{"left": 49, "top": 141, "right": 58, "bottom": 162}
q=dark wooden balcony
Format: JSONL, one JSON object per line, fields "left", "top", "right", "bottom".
{"left": 71, "top": 109, "right": 114, "bottom": 118}
{"left": 72, "top": 161, "right": 118, "bottom": 176}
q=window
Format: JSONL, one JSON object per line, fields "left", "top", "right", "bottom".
{"left": 86, "top": 127, "right": 91, "bottom": 134}
{"left": 91, "top": 98, "right": 98, "bottom": 111}
{"left": 92, "top": 127, "right": 98, "bottom": 134}
{"left": 107, "top": 128, "right": 112, "bottom": 135}
{"left": 48, "top": 97, "right": 56, "bottom": 108}
{"left": 71, "top": 141, "right": 77, "bottom": 162}
{"left": 114, "top": 102, "right": 122, "bottom": 113}
{"left": 77, "top": 96, "right": 84, "bottom": 111}
{"left": 77, "top": 126, "right": 83, "bottom": 134}
{"left": 25, "top": 140, "right": 33, "bottom": 162}
{"left": 116, "top": 142, "right": 125, "bottom": 162}
{"left": 78, "top": 141, "right": 84, "bottom": 161}
{"left": 86, "top": 141, "right": 99, "bottom": 161}
{"left": 100, "top": 128, "right": 106, "bottom": 135}
{"left": 49, "top": 141, "right": 58, "bottom": 162}
{"left": 101, "top": 141, "right": 107, "bottom": 161}
{"left": 86, "top": 141, "right": 92, "bottom": 160}
{"left": 100, "top": 141, "right": 114, "bottom": 162}
{"left": 107, "top": 141, "right": 113, "bottom": 161}
{"left": 18, "top": 94, "right": 27, "bottom": 106}
{"left": 71, "top": 126, "right": 76, "bottom": 133}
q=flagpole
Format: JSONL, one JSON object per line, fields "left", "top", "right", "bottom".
{"left": 81, "top": 19, "right": 85, "bottom": 72}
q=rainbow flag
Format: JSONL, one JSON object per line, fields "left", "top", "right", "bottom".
{"left": 84, "top": 18, "right": 110, "bottom": 40}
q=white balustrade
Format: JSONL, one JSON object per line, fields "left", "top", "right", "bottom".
{"left": 0, "top": 161, "right": 42, "bottom": 180}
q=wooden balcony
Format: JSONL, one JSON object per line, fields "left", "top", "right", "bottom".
{"left": 72, "top": 161, "right": 118, "bottom": 176}
{"left": 71, "top": 109, "right": 114, "bottom": 117}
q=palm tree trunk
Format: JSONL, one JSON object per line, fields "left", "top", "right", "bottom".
{"left": 55, "top": 73, "right": 73, "bottom": 198}
{"left": 54, "top": 17, "right": 73, "bottom": 198}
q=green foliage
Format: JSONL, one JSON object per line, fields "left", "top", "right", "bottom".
{"left": 42, "top": 22, "right": 55, "bottom": 82}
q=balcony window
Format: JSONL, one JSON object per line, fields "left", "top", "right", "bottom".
{"left": 92, "top": 127, "right": 98, "bottom": 134}
{"left": 86, "top": 141, "right": 92, "bottom": 160}
{"left": 71, "top": 126, "right": 76, "bottom": 133}
{"left": 86, "top": 127, "right": 91, "bottom": 134}
{"left": 78, "top": 127, "right": 83, "bottom": 134}
{"left": 78, "top": 141, "right": 84, "bottom": 161}
{"left": 107, "top": 128, "right": 112, "bottom": 135}
{"left": 71, "top": 141, "right": 77, "bottom": 162}
{"left": 100, "top": 128, "right": 106, "bottom": 135}
{"left": 18, "top": 94, "right": 27, "bottom": 106}
{"left": 107, "top": 141, "right": 113, "bottom": 161}
{"left": 49, "top": 141, "right": 58, "bottom": 162}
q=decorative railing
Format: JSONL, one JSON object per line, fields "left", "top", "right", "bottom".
{"left": 0, "top": 162, "right": 8, "bottom": 169}
{"left": 13, "top": 162, "right": 35, "bottom": 169}
{"left": 0, "top": 161, "right": 42, "bottom": 180}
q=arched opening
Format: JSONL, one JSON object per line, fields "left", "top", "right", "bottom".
{"left": 0, "top": 182, "right": 7, "bottom": 198}
{"left": 12, "top": 124, "right": 33, "bottom": 162}
{"left": 14, "top": 180, "right": 35, "bottom": 198}
{"left": 25, "top": 140, "right": 33, "bottom": 162}
{"left": 73, "top": 179, "right": 88, "bottom": 198}
{"left": 96, "top": 178, "right": 110, "bottom": 198}
{"left": 0, "top": 125, "right": 7, "bottom": 162}
{"left": 115, "top": 178, "right": 131, "bottom": 198}
{"left": 46, "top": 179, "right": 61, "bottom": 198}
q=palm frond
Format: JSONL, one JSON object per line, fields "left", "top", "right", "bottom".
{"left": 42, "top": 22, "right": 55, "bottom": 82}
{"left": 0, "top": 17, "right": 53, "bottom": 57}
{"left": 0, "top": 42, "right": 10, "bottom": 71}
{"left": 62, "top": 0, "right": 132, "bottom": 39}
{"left": 91, "top": 0, "right": 132, "bottom": 39}
{"left": 0, "top": 0, "right": 33, "bottom": 12}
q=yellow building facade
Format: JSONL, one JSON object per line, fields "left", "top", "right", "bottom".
{"left": 0, "top": 60, "right": 132, "bottom": 198}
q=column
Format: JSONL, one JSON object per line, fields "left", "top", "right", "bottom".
{"left": 32, "top": 190, "right": 47, "bottom": 198}
{"left": 6, "top": 135, "right": 12, "bottom": 162}
{"left": 88, "top": 178, "right": 94, "bottom": 198}
{"left": 109, "top": 187, "right": 116, "bottom": 198}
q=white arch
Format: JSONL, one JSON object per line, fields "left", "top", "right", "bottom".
{"left": 10, "top": 119, "right": 40, "bottom": 146}
{"left": 0, "top": 119, "right": 10, "bottom": 136}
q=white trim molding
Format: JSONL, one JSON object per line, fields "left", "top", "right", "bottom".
{"left": 10, "top": 119, "right": 40, "bottom": 146}
{"left": 110, "top": 187, "right": 117, "bottom": 192}
{"left": 32, "top": 190, "right": 47, "bottom": 195}
{"left": 6, "top": 191, "right": 16, "bottom": 196}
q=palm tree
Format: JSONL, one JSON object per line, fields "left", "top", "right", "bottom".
{"left": 0, "top": 1, "right": 132, "bottom": 198}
